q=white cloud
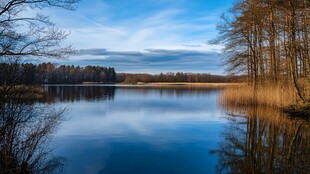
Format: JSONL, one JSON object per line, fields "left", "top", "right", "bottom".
{"left": 46, "top": 5, "right": 221, "bottom": 52}
{"left": 38, "top": 0, "right": 229, "bottom": 73}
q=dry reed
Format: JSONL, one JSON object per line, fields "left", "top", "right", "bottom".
{"left": 219, "top": 84, "right": 302, "bottom": 108}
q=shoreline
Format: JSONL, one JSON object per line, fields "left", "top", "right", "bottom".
{"left": 135, "top": 82, "right": 245, "bottom": 86}
{"left": 42, "top": 82, "right": 246, "bottom": 87}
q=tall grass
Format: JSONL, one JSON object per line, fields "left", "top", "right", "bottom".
{"left": 219, "top": 84, "right": 305, "bottom": 108}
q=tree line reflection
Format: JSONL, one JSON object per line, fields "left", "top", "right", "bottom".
{"left": 119, "top": 85, "right": 221, "bottom": 98}
{"left": 42, "top": 85, "right": 222, "bottom": 103}
{"left": 43, "top": 85, "right": 116, "bottom": 102}
{"left": 213, "top": 103, "right": 310, "bottom": 173}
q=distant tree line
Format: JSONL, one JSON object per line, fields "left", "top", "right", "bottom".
{"left": 214, "top": 0, "right": 310, "bottom": 101}
{"left": 116, "top": 72, "right": 243, "bottom": 83}
{"left": 0, "top": 62, "right": 242, "bottom": 85}
{"left": 0, "top": 62, "right": 116, "bottom": 84}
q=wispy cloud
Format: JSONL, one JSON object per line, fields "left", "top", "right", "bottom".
{"left": 182, "top": 44, "right": 202, "bottom": 48}
{"left": 42, "top": 0, "right": 234, "bottom": 73}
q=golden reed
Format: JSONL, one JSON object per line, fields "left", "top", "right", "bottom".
{"left": 219, "top": 84, "right": 310, "bottom": 108}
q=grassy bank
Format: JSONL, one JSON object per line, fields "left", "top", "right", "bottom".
{"left": 219, "top": 85, "right": 299, "bottom": 108}
{"left": 219, "top": 84, "right": 310, "bottom": 118}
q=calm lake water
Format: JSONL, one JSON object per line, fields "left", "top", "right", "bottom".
{"left": 43, "top": 85, "right": 310, "bottom": 174}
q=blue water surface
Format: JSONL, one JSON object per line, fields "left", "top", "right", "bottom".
{"left": 46, "top": 85, "right": 228, "bottom": 174}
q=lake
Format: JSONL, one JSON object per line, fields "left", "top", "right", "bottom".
{"left": 43, "top": 85, "right": 310, "bottom": 174}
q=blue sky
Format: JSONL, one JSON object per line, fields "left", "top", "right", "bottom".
{"left": 44, "top": 0, "right": 234, "bottom": 74}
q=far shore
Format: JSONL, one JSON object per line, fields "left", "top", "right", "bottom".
{"left": 43, "top": 82, "right": 246, "bottom": 87}
{"left": 135, "top": 82, "right": 246, "bottom": 86}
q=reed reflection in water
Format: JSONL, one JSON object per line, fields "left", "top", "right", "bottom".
{"left": 214, "top": 102, "right": 310, "bottom": 174}
{"left": 0, "top": 86, "right": 66, "bottom": 174}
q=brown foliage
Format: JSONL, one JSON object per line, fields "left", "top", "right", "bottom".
{"left": 215, "top": 0, "right": 310, "bottom": 102}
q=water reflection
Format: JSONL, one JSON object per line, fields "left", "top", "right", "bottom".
{"left": 35, "top": 85, "right": 310, "bottom": 174}
{"left": 0, "top": 86, "right": 65, "bottom": 173}
{"left": 42, "top": 85, "right": 221, "bottom": 103}
{"left": 51, "top": 85, "right": 225, "bottom": 174}
{"left": 117, "top": 85, "right": 221, "bottom": 98}
{"left": 43, "top": 85, "right": 116, "bottom": 102}
{"left": 214, "top": 104, "right": 310, "bottom": 173}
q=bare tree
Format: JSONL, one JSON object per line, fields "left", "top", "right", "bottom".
{"left": 0, "top": 86, "right": 66, "bottom": 173}
{"left": 214, "top": 0, "right": 310, "bottom": 102}
{"left": 0, "top": 0, "right": 78, "bottom": 61}
{"left": 0, "top": 1, "right": 79, "bottom": 173}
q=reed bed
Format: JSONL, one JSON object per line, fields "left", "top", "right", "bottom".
{"left": 219, "top": 84, "right": 301, "bottom": 108}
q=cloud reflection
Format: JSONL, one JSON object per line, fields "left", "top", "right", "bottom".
{"left": 55, "top": 86, "right": 225, "bottom": 138}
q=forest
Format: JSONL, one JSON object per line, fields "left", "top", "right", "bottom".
{"left": 215, "top": 0, "right": 310, "bottom": 107}
{"left": 0, "top": 62, "right": 242, "bottom": 84}
{"left": 116, "top": 72, "right": 242, "bottom": 83}
{"left": 0, "top": 62, "right": 116, "bottom": 84}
